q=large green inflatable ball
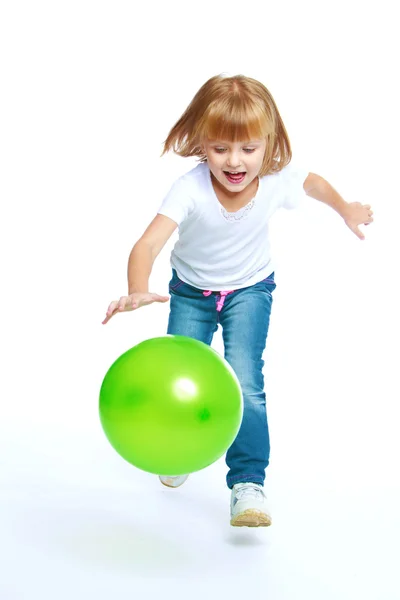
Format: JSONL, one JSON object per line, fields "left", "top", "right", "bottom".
{"left": 99, "top": 335, "right": 243, "bottom": 475}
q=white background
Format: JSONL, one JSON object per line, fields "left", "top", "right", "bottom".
{"left": 1, "top": 1, "right": 399, "bottom": 598}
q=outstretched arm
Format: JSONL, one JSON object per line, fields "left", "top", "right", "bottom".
{"left": 303, "top": 173, "right": 374, "bottom": 240}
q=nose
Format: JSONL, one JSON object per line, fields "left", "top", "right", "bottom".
{"left": 227, "top": 151, "right": 242, "bottom": 169}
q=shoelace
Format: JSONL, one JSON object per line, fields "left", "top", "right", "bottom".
{"left": 234, "top": 484, "right": 264, "bottom": 501}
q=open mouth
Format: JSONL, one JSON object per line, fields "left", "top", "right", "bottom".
{"left": 223, "top": 171, "right": 246, "bottom": 184}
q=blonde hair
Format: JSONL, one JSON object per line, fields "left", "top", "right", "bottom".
{"left": 161, "top": 74, "right": 292, "bottom": 177}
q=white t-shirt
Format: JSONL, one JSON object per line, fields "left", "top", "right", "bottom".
{"left": 157, "top": 161, "right": 309, "bottom": 290}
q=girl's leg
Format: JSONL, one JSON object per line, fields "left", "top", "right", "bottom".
{"left": 218, "top": 277, "right": 276, "bottom": 489}
{"left": 160, "top": 269, "right": 218, "bottom": 483}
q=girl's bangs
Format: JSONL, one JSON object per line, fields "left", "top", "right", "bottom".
{"left": 198, "top": 103, "right": 274, "bottom": 143}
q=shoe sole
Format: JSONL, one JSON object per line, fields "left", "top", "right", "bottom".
{"left": 159, "top": 476, "right": 189, "bottom": 488}
{"left": 230, "top": 509, "right": 272, "bottom": 527}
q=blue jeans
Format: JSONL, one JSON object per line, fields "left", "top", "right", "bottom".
{"left": 167, "top": 268, "right": 276, "bottom": 489}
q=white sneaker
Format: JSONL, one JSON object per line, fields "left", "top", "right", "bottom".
{"left": 159, "top": 475, "right": 189, "bottom": 488}
{"left": 230, "top": 482, "right": 272, "bottom": 527}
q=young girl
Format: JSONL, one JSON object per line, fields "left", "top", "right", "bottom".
{"left": 102, "top": 74, "right": 374, "bottom": 528}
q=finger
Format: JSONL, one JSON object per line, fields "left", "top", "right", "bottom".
{"left": 104, "top": 304, "right": 117, "bottom": 321}
{"left": 102, "top": 309, "right": 116, "bottom": 324}
{"left": 121, "top": 296, "right": 138, "bottom": 310}
{"left": 363, "top": 204, "right": 371, "bottom": 209}
{"left": 153, "top": 294, "right": 170, "bottom": 302}
{"left": 128, "top": 295, "right": 138, "bottom": 309}
{"left": 106, "top": 301, "right": 117, "bottom": 314}
{"left": 354, "top": 226, "right": 365, "bottom": 240}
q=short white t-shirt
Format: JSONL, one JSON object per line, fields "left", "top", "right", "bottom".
{"left": 157, "top": 161, "right": 309, "bottom": 290}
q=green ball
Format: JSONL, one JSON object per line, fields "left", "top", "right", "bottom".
{"left": 99, "top": 335, "right": 243, "bottom": 475}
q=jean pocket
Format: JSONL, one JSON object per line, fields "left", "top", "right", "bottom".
{"left": 259, "top": 273, "right": 276, "bottom": 295}
{"left": 169, "top": 269, "right": 185, "bottom": 291}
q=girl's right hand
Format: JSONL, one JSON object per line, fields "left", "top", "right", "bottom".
{"left": 102, "top": 292, "right": 170, "bottom": 325}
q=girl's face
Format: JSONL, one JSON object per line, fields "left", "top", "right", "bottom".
{"left": 202, "top": 138, "right": 267, "bottom": 195}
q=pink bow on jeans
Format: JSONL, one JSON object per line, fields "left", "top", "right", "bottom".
{"left": 203, "top": 289, "right": 235, "bottom": 312}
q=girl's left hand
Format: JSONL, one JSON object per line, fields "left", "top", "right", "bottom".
{"left": 343, "top": 202, "right": 374, "bottom": 240}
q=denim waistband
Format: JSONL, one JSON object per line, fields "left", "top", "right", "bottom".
{"left": 171, "top": 269, "right": 274, "bottom": 313}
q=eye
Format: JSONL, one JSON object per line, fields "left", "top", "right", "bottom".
{"left": 214, "top": 147, "right": 256, "bottom": 153}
